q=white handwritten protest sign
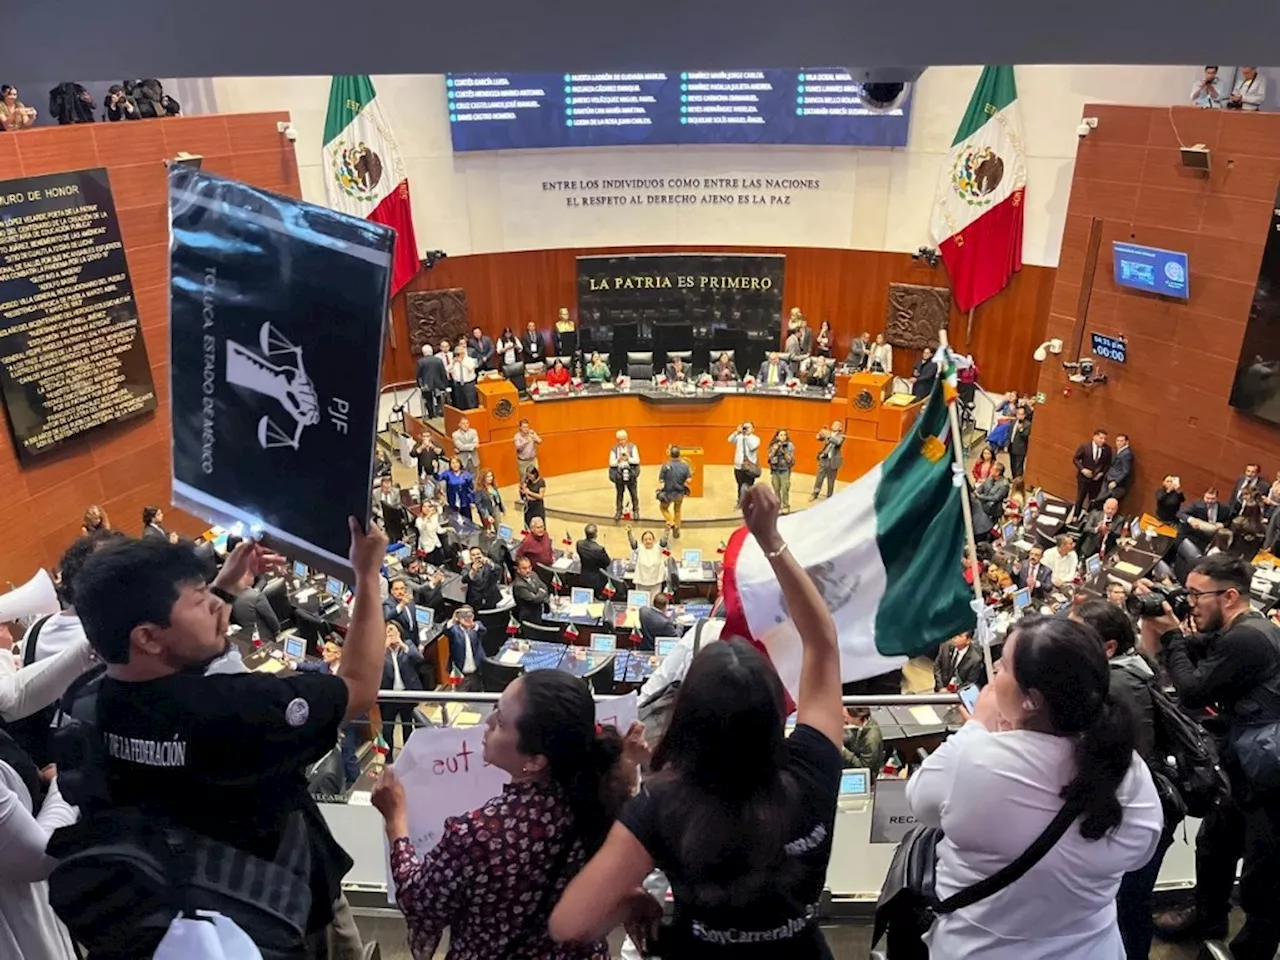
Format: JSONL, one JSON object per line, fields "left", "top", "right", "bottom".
{"left": 384, "top": 694, "right": 638, "bottom": 902}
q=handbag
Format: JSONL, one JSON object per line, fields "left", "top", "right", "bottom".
{"left": 872, "top": 798, "right": 1083, "bottom": 959}
{"left": 741, "top": 460, "right": 761, "bottom": 479}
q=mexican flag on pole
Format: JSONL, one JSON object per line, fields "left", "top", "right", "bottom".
{"left": 930, "top": 66, "right": 1026, "bottom": 313}
{"left": 323, "top": 75, "right": 419, "bottom": 294}
{"left": 722, "top": 354, "right": 976, "bottom": 700}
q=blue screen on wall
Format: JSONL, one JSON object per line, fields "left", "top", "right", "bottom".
{"left": 1112, "top": 242, "right": 1190, "bottom": 299}
{"left": 446, "top": 70, "right": 911, "bottom": 151}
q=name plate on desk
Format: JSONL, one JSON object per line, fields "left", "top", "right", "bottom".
{"left": 869, "top": 776, "right": 920, "bottom": 843}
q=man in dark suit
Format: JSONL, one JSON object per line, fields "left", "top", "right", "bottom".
{"left": 467, "top": 325, "right": 495, "bottom": 370}
{"left": 638, "top": 593, "right": 681, "bottom": 649}
{"left": 521, "top": 320, "right": 546, "bottom": 366}
{"left": 933, "top": 633, "right": 986, "bottom": 691}
{"left": 380, "top": 621, "right": 424, "bottom": 760}
{"left": 228, "top": 569, "right": 281, "bottom": 641}
{"left": 976, "top": 463, "right": 1011, "bottom": 520}
{"left": 757, "top": 353, "right": 791, "bottom": 386}
{"left": 1179, "top": 488, "right": 1228, "bottom": 552}
{"left": 382, "top": 578, "right": 419, "bottom": 643}
{"left": 141, "top": 505, "right": 171, "bottom": 541}
{"left": 461, "top": 546, "right": 502, "bottom": 610}
{"left": 444, "top": 606, "right": 487, "bottom": 691}
{"left": 415, "top": 344, "right": 449, "bottom": 419}
{"left": 511, "top": 556, "right": 549, "bottom": 624}
{"left": 1071, "top": 428, "right": 1113, "bottom": 517}
{"left": 1008, "top": 406, "right": 1032, "bottom": 480}
{"left": 1230, "top": 462, "right": 1265, "bottom": 516}
{"left": 1081, "top": 497, "right": 1125, "bottom": 558}
{"left": 1103, "top": 433, "right": 1134, "bottom": 502}
{"left": 576, "top": 524, "right": 612, "bottom": 597}
{"left": 403, "top": 562, "right": 448, "bottom": 613}
{"left": 1014, "top": 545, "right": 1054, "bottom": 598}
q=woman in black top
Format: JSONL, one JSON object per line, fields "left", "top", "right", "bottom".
{"left": 551, "top": 485, "right": 844, "bottom": 958}
{"left": 413, "top": 431, "right": 442, "bottom": 481}
{"left": 521, "top": 466, "right": 547, "bottom": 527}
{"left": 1154, "top": 475, "right": 1185, "bottom": 524}
{"left": 474, "top": 468, "right": 506, "bottom": 527}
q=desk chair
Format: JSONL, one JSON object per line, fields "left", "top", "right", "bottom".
{"left": 383, "top": 504, "right": 410, "bottom": 545}
{"left": 526, "top": 361, "right": 546, "bottom": 379}
{"left": 581, "top": 654, "right": 616, "bottom": 695}
{"left": 263, "top": 578, "right": 293, "bottom": 630}
{"left": 1173, "top": 537, "right": 1204, "bottom": 584}
{"left": 626, "top": 351, "right": 654, "bottom": 380}
{"left": 520, "top": 620, "right": 565, "bottom": 644}
{"left": 475, "top": 607, "right": 510, "bottom": 657}
{"left": 294, "top": 608, "right": 331, "bottom": 651}
{"left": 503, "top": 361, "right": 528, "bottom": 396}
{"left": 479, "top": 656, "right": 523, "bottom": 693}
{"left": 665, "top": 350, "right": 693, "bottom": 374}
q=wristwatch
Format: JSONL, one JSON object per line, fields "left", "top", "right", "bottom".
{"left": 211, "top": 585, "right": 237, "bottom": 605}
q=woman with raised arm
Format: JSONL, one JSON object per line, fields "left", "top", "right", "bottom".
{"left": 550, "top": 484, "right": 844, "bottom": 957}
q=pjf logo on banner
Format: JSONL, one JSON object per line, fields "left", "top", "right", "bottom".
{"left": 224, "top": 322, "right": 327, "bottom": 451}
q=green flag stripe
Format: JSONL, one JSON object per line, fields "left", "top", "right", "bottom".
{"left": 951, "top": 65, "right": 1018, "bottom": 148}
{"left": 872, "top": 377, "right": 976, "bottom": 656}
{"left": 323, "top": 75, "right": 378, "bottom": 146}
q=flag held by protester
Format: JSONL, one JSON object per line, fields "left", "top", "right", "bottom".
{"left": 323, "top": 75, "right": 419, "bottom": 294}
{"left": 930, "top": 66, "right": 1026, "bottom": 313}
{"left": 722, "top": 359, "right": 975, "bottom": 700}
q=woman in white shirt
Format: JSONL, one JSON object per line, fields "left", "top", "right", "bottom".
{"left": 868, "top": 333, "right": 893, "bottom": 374}
{"left": 626, "top": 526, "right": 668, "bottom": 599}
{"left": 414, "top": 500, "right": 448, "bottom": 564}
{"left": 906, "top": 616, "right": 1161, "bottom": 959}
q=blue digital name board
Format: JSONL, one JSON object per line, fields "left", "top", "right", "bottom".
{"left": 1113, "top": 242, "right": 1189, "bottom": 299}
{"left": 446, "top": 70, "right": 911, "bottom": 151}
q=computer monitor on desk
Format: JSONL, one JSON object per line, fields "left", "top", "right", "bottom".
{"left": 1086, "top": 554, "right": 1102, "bottom": 578}
{"left": 324, "top": 576, "right": 343, "bottom": 599}
{"left": 282, "top": 635, "right": 306, "bottom": 662}
{"left": 570, "top": 587, "right": 593, "bottom": 607}
{"left": 627, "top": 590, "right": 649, "bottom": 609}
{"left": 1012, "top": 587, "right": 1032, "bottom": 614}
{"left": 499, "top": 523, "right": 513, "bottom": 541}
{"left": 682, "top": 549, "right": 702, "bottom": 569}
{"left": 657, "top": 639, "right": 678, "bottom": 658}
{"left": 292, "top": 561, "right": 308, "bottom": 580}
{"left": 590, "top": 633, "right": 617, "bottom": 653}
{"left": 415, "top": 607, "right": 434, "bottom": 629}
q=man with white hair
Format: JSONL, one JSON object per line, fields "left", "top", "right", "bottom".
{"left": 415, "top": 343, "right": 448, "bottom": 419}
{"left": 609, "top": 429, "right": 641, "bottom": 521}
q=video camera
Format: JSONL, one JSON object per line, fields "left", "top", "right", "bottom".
{"left": 1126, "top": 584, "right": 1191, "bottom": 621}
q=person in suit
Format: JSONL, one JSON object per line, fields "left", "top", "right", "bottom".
{"left": 806, "top": 355, "right": 834, "bottom": 390}
{"left": 1231, "top": 462, "right": 1265, "bottom": 516}
{"left": 511, "top": 555, "right": 549, "bottom": 625}
{"left": 1102, "top": 433, "right": 1134, "bottom": 502}
{"left": 576, "top": 524, "right": 612, "bottom": 597}
{"left": 380, "top": 620, "right": 424, "bottom": 760}
{"left": 141, "top": 505, "right": 173, "bottom": 542}
{"left": 228, "top": 569, "right": 281, "bottom": 641}
{"left": 784, "top": 319, "right": 812, "bottom": 363}
{"left": 911, "top": 346, "right": 938, "bottom": 400}
{"left": 845, "top": 332, "right": 870, "bottom": 371}
{"left": 1007, "top": 406, "right": 1032, "bottom": 480}
{"left": 664, "top": 356, "right": 691, "bottom": 383}
{"left": 477, "top": 518, "right": 514, "bottom": 576}
{"left": 711, "top": 352, "right": 737, "bottom": 382}
{"left": 415, "top": 343, "right": 449, "bottom": 419}
{"left": 1081, "top": 497, "right": 1125, "bottom": 558}
{"left": 757, "top": 353, "right": 790, "bottom": 386}
{"left": 521, "top": 320, "right": 546, "bottom": 366}
{"left": 1179, "top": 488, "right": 1229, "bottom": 553}
{"left": 1014, "top": 545, "right": 1055, "bottom": 598}
{"left": 461, "top": 546, "right": 502, "bottom": 611}
{"left": 812, "top": 420, "right": 845, "bottom": 500}
{"left": 933, "top": 632, "right": 986, "bottom": 691}
{"left": 638, "top": 593, "right": 681, "bottom": 649}
{"left": 407, "top": 564, "right": 448, "bottom": 613}
{"left": 976, "top": 463, "right": 1011, "bottom": 521}
{"left": 444, "top": 605, "right": 487, "bottom": 691}
{"left": 383, "top": 578, "right": 419, "bottom": 642}
{"left": 1071, "top": 428, "right": 1113, "bottom": 517}
{"left": 467, "top": 325, "right": 495, "bottom": 370}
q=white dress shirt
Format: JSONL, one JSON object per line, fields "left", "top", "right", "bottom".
{"left": 415, "top": 512, "right": 442, "bottom": 553}
{"left": 907, "top": 722, "right": 1160, "bottom": 959}
{"left": 1233, "top": 73, "right": 1267, "bottom": 110}
{"left": 451, "top": 355, "right": 478, "bottom": 383}
{"left": 728, "top": 431, "right": 761, "bottom": 468}
{"left": 21, "top": 612, "right": 86, "bottom": 663}
{"left": 1045, "top": 548, "right": 1079, "bottom": 586}
{"left": 633, "top": 544, "right": 666, "bottom": 590}
{"left": 638, "top": 619, "right": 725, "bottom": 699}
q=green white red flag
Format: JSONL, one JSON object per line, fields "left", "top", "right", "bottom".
{"left": 930, "top": 66, "right": 1026, "bottom": 313}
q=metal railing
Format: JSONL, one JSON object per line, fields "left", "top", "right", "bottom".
{"left": 370, "top": 690, "right": 963, "bottom": 707}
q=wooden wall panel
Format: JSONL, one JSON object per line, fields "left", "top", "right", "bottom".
{"left": 0, "top": 113, "right": 300, "bottom": 585}
{"left": 385, "top": 247, "right": 1053, "bottom": 397}
{"left": 1028, "top": 104, "right": 1280, "bottom": 511}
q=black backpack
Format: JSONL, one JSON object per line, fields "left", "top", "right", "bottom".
{"left": 1126, "top": 664, "right": 1231, "bottom": 819}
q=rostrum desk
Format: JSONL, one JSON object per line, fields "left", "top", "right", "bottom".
{"left": 421, "top": 379, "right": 923, "bottom": 490}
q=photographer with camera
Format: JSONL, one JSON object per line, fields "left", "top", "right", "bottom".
{"left": 609, "top": 429, "right": 640, "bottom": 521}
{"left": 1137, "top": 554, "right": 1280, "bottom": 958}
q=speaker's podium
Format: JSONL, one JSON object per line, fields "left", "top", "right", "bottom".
{"left": 679, "top": 446, "right": 705, "bottom": 498}
{"left": 844, "top": 372, "right": 920, "bottom": 443}
{"left": 477, "top": 377, "right": 520, "bottom": 441}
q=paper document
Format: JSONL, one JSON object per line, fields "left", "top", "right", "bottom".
{"left": 498, "top": 649, "right": 524, "bottom": 666}
{"left": 253, "top": 658, "right": 285, "bottom": 674}
{"left": 1114, "top": 561, "right": 1143, "bottom": 576}
{"left": 908, "top": 705, "right": 943, "bottom": 725}
{"left": 587, "top": 602, "right": 606, "bottom": 617}
{"left": 552, "top": 556, "right": 574, "bottom": 571}
{"left": 1043, "top": 504, "right": 1068, "bottom": 516}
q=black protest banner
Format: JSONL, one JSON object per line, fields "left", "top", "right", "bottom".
{"left": 169, "top": 167, "right": 391, "bottom": 580}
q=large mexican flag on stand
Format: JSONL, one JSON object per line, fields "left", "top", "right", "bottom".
{"left": 722, "top": 356, "right": 976, "bottom": 700}
{"left": 930, "top": 65, "right": 1027, "bottom": 313}
{"left": 323, "top": 75, "right": 419, "bottom": 294}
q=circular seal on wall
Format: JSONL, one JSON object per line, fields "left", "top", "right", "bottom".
{"left": 854, "top": 389, "right": 875, "bottom": 411}
{"left": 331, "top": 142, "right": 384, "bottom": 202}
{"left": 493, "top": 398, "right": 515, "bottom": 420}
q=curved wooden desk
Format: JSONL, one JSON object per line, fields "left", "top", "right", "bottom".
{"left": 410, "top": 376, "right": 922, "bottom": 490}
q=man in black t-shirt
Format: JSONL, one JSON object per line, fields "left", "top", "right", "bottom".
{"left": 64, "top": 518, "right": 387, "bottom": 948}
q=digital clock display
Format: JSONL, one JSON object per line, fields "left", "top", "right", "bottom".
{"left": 1090, "top": 332, "right": 1127, "bottom": 364}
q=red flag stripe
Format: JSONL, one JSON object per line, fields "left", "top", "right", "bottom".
{"left": 721, "top": 525, "right": 798, "bottom": 715}
{"left": 937, "top": 188, "right": 1024, "bottom": 313}
{"left": 367, "top": 182, "right": 419, "bottom": 296}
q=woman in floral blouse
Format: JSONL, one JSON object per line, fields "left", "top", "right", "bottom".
{"left": 372, "top": 670, "right": 648, "bottom": 960}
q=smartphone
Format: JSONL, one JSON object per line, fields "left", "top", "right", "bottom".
{"left": 959, "top": 684, "right": 980, "bottom": 713}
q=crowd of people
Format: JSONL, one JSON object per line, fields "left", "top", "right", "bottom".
{"left": 0, "top": 79, "right": 181, "bottom": 129}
